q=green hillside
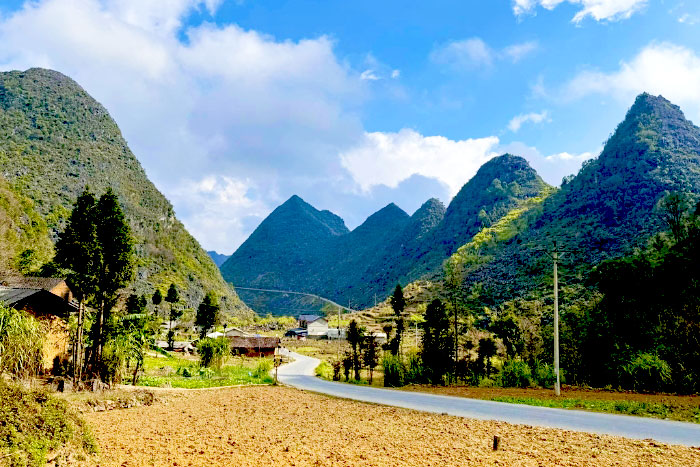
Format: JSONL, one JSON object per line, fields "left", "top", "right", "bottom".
{"left": 0, "top": 68, "right": 249, "bottom": 315}
{"left": 221, "top": 154, "right": 551, "bottom": 313}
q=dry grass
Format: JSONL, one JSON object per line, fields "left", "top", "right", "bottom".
{"left": 83, "top": 385, "right": 700, "bottom": 467}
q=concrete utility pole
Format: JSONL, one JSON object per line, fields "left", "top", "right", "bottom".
{"left": 553, "top": 243, "right": 560, "bottom": 397}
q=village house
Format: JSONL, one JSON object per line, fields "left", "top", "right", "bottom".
{"left": 307, "top": 317, "right": 329, "bottom": 338}
{"left": 298, "top": 314, "right": 321, "bottom": 328}
{"left": 229, "top": 336, "right": 280, "bottom": 357}
{"left": 0, "top": 277, "right": 77, "bottom": 372}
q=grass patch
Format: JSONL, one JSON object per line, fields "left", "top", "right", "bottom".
{"left": 0, "top": 381, "right": 97, "bottom": 466}
{"left": 315, "top": 361, "right": 333, "bottom": 380}
{"left": 136, "top": 354, "right": 274, "bottom": 389}
{"left": 491, "top": 396, "right": 700, "bottom": 423}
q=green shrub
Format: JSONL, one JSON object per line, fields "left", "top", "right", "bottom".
{"left": 314, "top": 361, "right": 333, "bottom": 380}
{"left": 405, "top": 352, "right": 426, "bottom": 384}
{"left": 254, "top": 359, "right": 273, "bottom": 379}
{"left": 0, "top": 304, "right": 45, "bottom": 378}
{"left": 0, "top": 381, "right": 97, "bottom": 466}
{"left": 622, "top": 353, "right": 672, "bottom": 392}
{"left": 197, "top": 337, "right": 229, "bottom": 369}
{"left": 499, "top": 360, "right": 533, "bottom": 388}
{"left": 382, "top": 354, "right": 406, "bottom": 387}
{"left": 478, "top": 377, "right": 495, "bottom": 388}
{"left": 533, "top": 361, "right": 557, "bottom": 388}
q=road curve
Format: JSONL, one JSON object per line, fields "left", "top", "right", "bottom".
{"left": 277, "top": 350, "right": 700, "bottom": 447}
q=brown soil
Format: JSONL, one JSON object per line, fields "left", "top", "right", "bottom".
{"left": 402, "top": 384, "right": 700, "bottom": 405}
{"left": 84, "top": 386, "right": 700, "bottom": 467}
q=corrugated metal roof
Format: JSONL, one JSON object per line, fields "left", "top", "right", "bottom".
{"left": 298, "top": 314, "right": 321, "bottom": 322}
{"left": 0, "top": 287, "right": 42, "bottom": 305}
{"left": 0, "top": 277, "right": 65, "bottom": 290}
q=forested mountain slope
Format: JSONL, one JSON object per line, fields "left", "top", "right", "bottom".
{"left": 222, "top": 155, "right": 551, "bottom": 313}
{"left": 0, "top": 68, "right": 248, "bottom": 315}
{"left": 466, "top": 93, "right": 700, "bottom": 301}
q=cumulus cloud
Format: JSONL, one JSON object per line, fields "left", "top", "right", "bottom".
{"left": 168, "top": 176, "right": 269, "bottom": 253}
{"left": 0, "top": 0, "right": 366, "bottom": 251}
{"left": 431, "top": 38, "right": 538, "bottom": 71}
{"left": 513, "top": 0, "right": 647, "bottom": 23}
{"left": 508, "top": 110, "right": 550, "bottom": 132}
{"left": 339, "top": 130, "right": 500, "bottom": 197}
{"left": 563, "top": 42, "right": 700, "bottom": 120}
{"left": 498, "top": 141, "right": 598, "bottom": 186}
{"left": 502, "top": 41, "right": 539, "bottom": 63}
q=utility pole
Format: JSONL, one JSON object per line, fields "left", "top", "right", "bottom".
{"left": 553, "top": 243, "right": 560, "bottom": 397}
{"left": 543, "top": 240, "right": 573, "bottom": 397}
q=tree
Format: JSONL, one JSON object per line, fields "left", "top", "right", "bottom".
{"left": 478, "top": 337, "right": 497, "bottom": 378}
{"left": 55, "top": 188, "right": 100, "bottom": 382}
{"left": 126, "top": 294, "right": 147, "bottom": 315}
{"left": 91, "top": 188, "right": 135, "bottom": 372}
{"left": 660, "top": 192, "right": 688, "bottom": 244}
{"left": 389, "top": 284, "right": 406, "bottom": 356}
{"left": 152, "top": 289, "right": 163, "bottom": 317}
{"left": 346, "top": 319, "right": 365, "bottom": 380}
{"left": 165, "top": 283, "right": 181, "bottom": 350}
{"left": 421, "top": 299, "right": 451, "bottom": 385}
{"left": 443, "top": 260, "right": 467, "bottom": 377}
{"left": 196, "top": 292, "right": 220, "bottom": 338}
{"left": 363, "top": 334, "right": 379, "bottom": 384}
{"left": 491, "top": 312, "right": 523, "bottom": 359}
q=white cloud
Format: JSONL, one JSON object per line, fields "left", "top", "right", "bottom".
{"left": 360, "top": 69, "right": 380, "bottom": 81}
{"left": 498, "top": 141, "right": 599, "bottom": 186}
{"left": 502, "top": 41, "right": 539, "bottom": 63}
{"left": 430, "top": 38, "right": 494, "bottom": 70}
{"left": 339, "top": 130, "right": 500, "bottom": 197}
{"left": 513, "top": 0, "right": 647, "bottom": 23}
{"left": 508, "top": 110, "right": 550, "bottom": 132}
{"left": 391, "top": 69, "right": 400, "bottom": 79}
{"left": 0, "top": 0, "right": 366, "bottom": 251}
{"left": 168, "top": 176, "right": 268, "bottom": 253}
{"left": 431, "top": 38, "right": 538, "bottom": 71}
{"left": 563, "top": 42, "right": 700, "bottom": 120}
{"left": 678, "top": 13, "right": 698, "bottom": 25}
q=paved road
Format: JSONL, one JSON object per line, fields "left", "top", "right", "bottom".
{"left": 277, "top": 350, "right": 700, "bottom": 447}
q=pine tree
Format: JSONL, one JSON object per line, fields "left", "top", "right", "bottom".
{"left": 346, "top": 319, "right": 365, "bottom": 380}
{"left": 389, "top": 284, "right": 406, "bottom": 356}
{"left": 92, "top": 188, "right": 135, "bottom": 370}
{"left": 421, "top": 299, "right": 451, "bottom": 385}
{"left": 152, "top": 289, "right": 163, "bottom": 317}
{"left": 55, "top": 188, "right": 100, "bottom": 382}
{"left": 196, "top": 291, "right": 220, "bottom": 338}
{"left": 165, "top": 283, "right": 181, "bottom": 350}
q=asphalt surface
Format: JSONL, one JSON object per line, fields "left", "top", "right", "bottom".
{"left": 277, "top": 350, "right": 700, "bottom": 447}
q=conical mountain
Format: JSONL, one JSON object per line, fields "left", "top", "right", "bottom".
{"left": 470, "top": 93, "right": 700, "bottom": 300}
{"left": 0, "top": 68, "right": 247, "bottom": 314}
{"left": 220, "top": 195, "right": 349, "bottom": 295}
{"left": 403, "top": 154, "right": 551, "bottom": 282}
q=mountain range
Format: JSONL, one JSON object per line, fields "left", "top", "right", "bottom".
{"left": 0, "top": 68, "right": 248, "bottom": 315}
{"left": 222, "top": 93, "right": 700, "bottom": 315}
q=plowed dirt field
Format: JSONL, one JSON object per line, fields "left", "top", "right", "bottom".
{"left": 85, "top": 386, "right": 700, "bottom": 466}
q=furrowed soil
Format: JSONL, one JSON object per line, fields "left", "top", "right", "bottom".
{"left": 84, "top": 386, "right": 700, "bottom": 467}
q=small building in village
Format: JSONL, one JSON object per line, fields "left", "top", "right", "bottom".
{"left": 307, "top": 317, "right": 329, "bottom": 338}
{"left": 229, "top": 336, "right": 280, "bottom": 357}
{"left": 298, "top": 314, "right": 321, "bottom": 329}
{"left": 0, "top": 277, "right": 77, "bottom": 372}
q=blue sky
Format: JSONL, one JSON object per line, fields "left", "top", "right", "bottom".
{"left": 1, "top": 0, "right": 700, "bottom": 253}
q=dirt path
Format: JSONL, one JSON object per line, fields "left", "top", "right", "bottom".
{"left": 84, "top": 386, "right": 700, "bottom": 466}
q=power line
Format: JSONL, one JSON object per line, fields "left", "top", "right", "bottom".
{"left": 232, "top": 285, "right": 358, "bottom": 313}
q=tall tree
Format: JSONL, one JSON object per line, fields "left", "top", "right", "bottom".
{"left": 165, "top": 283, "right": 181, "bottom": 350}
{"left": 152, "top": 289, "right": 163, "bottom": 317}
{"left": 421, "top": 299, "right": 451, "bottom": 385}
{"left": 196, "top": 291, "right": 220, "bottom": 338}
{"left": 363, "top": 334, "right": 379, "bottom": 384}
{"left": 346, "top": 319, "right": 365, "bottom": 380}
{"left": 55, "top": 188, "right": 100, "bottom": 383}
{"left": 389, "top": 284, "right": 406, "bottom": 356}
{"left": 92, "top": 188, "right": 135, "bottom": 370}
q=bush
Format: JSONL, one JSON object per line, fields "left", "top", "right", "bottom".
{"left": 405, "top": 352, "right": 426, "bottom": 384}
{"left": 197, "top": 337, "right": 229, "bottom": 369}
{"left": 0, "top": 305, "right": 45, "bottom": 378}
{"left": 382, "top": 354, "right": 406, "bottom": 387}
{"left": 478, "top": 377, "right": 495, "bottom": 388}
{"left": 315, "top": 361, "right": 333, "bottom": 380}
{"left": 499, "top": 360, "right": 533, "bottom": 388}
{"left": 622, "top": 353, "right": 672, "bottom": 392}
{"left": 254, "top": 359, "right": 273, "bottom": 379}
{"left": 0, "top": 381, "right": 97, "bottom": 466}
{"left": 533, "top": 361, "right": 557, "bottom": 388}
